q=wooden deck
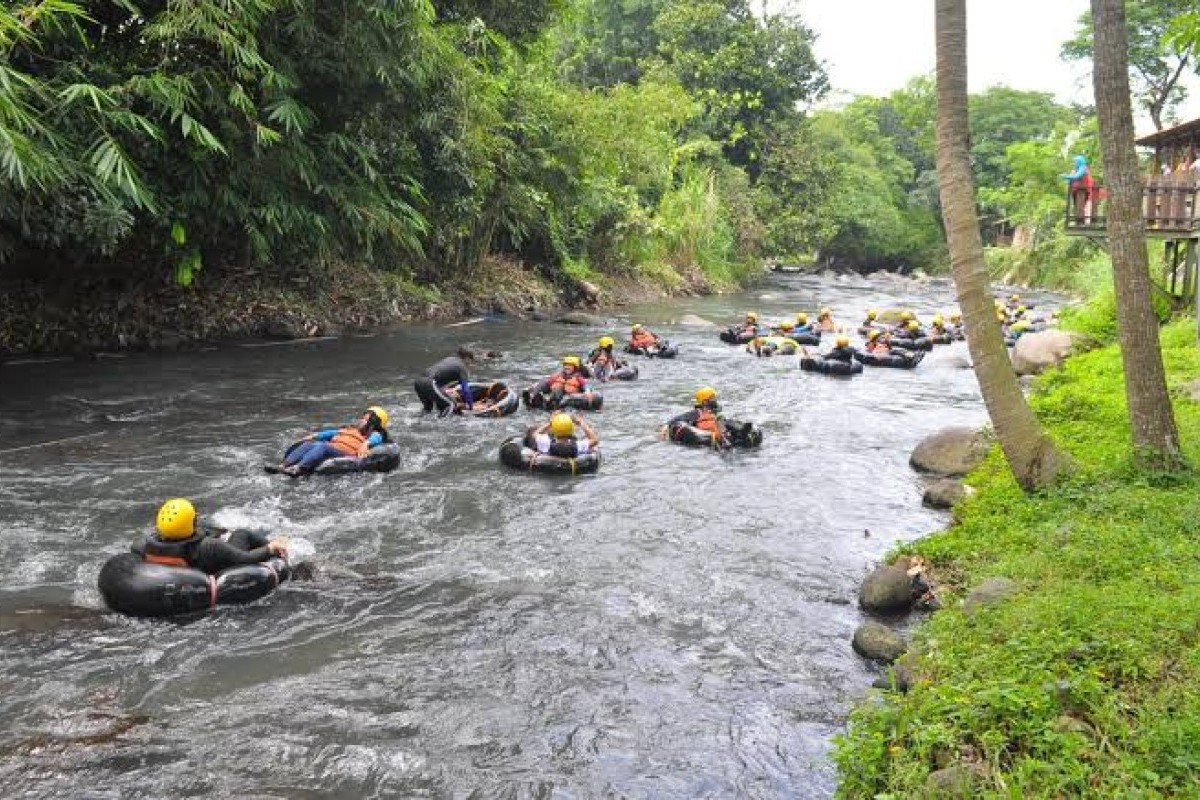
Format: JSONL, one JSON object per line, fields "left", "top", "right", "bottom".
{"left": 1065, "top": 176, "right": 1200, "bottom": 238}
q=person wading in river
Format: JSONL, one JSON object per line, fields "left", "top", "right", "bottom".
{"left": 138, "top": 498, "right": 289, "bottom": 573}
{"left": 278, "top": 407, "right": 391, "bottom": 476}
{"left": 415, "top": 347, "right": 476, "bottom": 415}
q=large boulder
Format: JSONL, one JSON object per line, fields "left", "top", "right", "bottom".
{"left": 852, "top": 621, "right": 907, "bottom": 663}
{"left": 910, "top": 427, "right": 991, "bottom": 476}
{"left": 963, "top": 577, "right": 1019, "bottom": 615}
{"left": 859, "top": 565, "right": 918, "bottom": 613}
{"left": 1011, "top": 329, "right": 1077, "bottom": 376}
{"left": 555, "top": 312, "right": 606, "bottom": 326}
{"left": 925, "top": 764, "right": 982, "bottom": 798}
{"left": 922, "top": 479, "right": 974, "bottom": 509}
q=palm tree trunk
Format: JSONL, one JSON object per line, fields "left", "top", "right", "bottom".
{"left": 1092, "top": 0, "right": 1183, "bottom": 470}
{"left": 934, "top": 0, "right": 1069, "bottom": 491}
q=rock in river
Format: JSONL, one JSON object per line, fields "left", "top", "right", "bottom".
{"left": 910, "top": 426, "right": 990, "bottom": 476}
{"left": 852, "top": 621, "right": 907, "bottom": 663}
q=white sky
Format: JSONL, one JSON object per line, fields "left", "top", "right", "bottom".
{"left": 776, "top": 0, "right": 1200, "bottom": 136}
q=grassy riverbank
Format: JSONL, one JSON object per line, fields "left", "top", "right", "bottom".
{"left": 835, "top": 317, "right": 1200, "bottom": 797}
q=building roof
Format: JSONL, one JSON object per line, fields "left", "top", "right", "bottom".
{"left": 1136, "top": 117, "right": 1200, "bottom": 149}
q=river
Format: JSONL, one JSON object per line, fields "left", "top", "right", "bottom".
{"left": 0, "top": 273, "right": 1043, "bottom": 798}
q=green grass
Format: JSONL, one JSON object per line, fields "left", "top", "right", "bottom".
{"left": 834, "top": 316, "right": 1200, "bottom": 798}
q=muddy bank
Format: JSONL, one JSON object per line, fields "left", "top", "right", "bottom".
{"left": 0, "top": 258, "right": 728, "bottom": 358}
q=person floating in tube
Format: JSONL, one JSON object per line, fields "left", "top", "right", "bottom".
{"left": 530, "top": 412, "right": 599, "bottom": 458}
{"left": 586, "top": 336, "right": 630, "bottom": 381}
{"left": 822, "top": 334, "right": 857, "bottom": 363}
{"left": 277, "top": 406, "right": 391, "bottom": 476}
{"left": 415, "top": 347, "right": 476, "bottom": 416}
{"left": 736, "top": 311, "right": 760, "bottom": 337}
{"left": 865, "top": 329, "right": 892, "bottom": 354}
{"left": 814, "top": 306, "right": 839, "bottom": 333}
{"left": 628, "top": 323, "right": 665, "bottom": 352}
{"left": 548, "top": 356, "right": 591, "bottom": 405}
{"left": 662, "top": 386, "right": 737, "bottom": 448}
{"left": 137, "top": 498, "right": 289, "bottom": 573}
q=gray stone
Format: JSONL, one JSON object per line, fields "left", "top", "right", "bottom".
{"left": 1011, "top": 329, "right": 1077, "bottom": 375}
{"left": 924, "top": 764, "right": 981, "bottom": 798}
{"left": 963, "top": 577, "right": 1019, "bottom": 614}
{"left": 922, "top": 478, "right": 974, "bottom": 509}
{"left": 555, "top": 312, "right": 606, "bottom": 326}
{"left": 852, "top": 621, "right": 907, "bottom": 663}
{"left": 910, "top": 427, "right": 991, "bottom": 476}
{"left": 859, "top": 566, "right": 918, "bottom": 613}
{"left": 676, "top": 314, "right": 717, "bottom": 327}
{"left": 870, "top": 661, "right": 916, "bottom": 692}
{"left": 1183, "top": 379, "right": 1200, "bottom": 402}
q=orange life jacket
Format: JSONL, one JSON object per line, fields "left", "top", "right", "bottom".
{"left": 550, "top": 370, "right": 587, "bottom": 394}
{"left": 866, "top": 339, "right": 890, "bottom": 353}
{"left": 143, "top": 535, "right": 200, "bottom": 568}
{"left": 630, "top": 331, "right": 658, "bottom": 348}
{"left": 695, "top": 408, "right": 721, "bottom": 433}
{"left": 330, "top": 426, "right": 369, "bottom": 457}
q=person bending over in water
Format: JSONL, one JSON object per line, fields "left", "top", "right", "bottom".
{"left": 138, "top": 498, "right": 289, "bottom": 573}
{"left": 529, "top": 412, "right": 599, "bottom": 458}
{"left": 278, "top": 407, "right": 390, "bottom": 476}
{"left": 415, "top": 347, "right": 476, "bottom": 415}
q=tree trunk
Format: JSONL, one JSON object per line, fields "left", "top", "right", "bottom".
{"left": 934, "top": 0, "right": 1070, "bottom": 491}
{"left": 1091, "top": 0, "right": 1184, "bottom": 470}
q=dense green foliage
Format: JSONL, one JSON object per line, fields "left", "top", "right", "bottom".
{"left": 835, "top": 311, "right": 1200, "bottom": 798}
{"left": 0, "top": 1, "right": 1164, "bottom": 295}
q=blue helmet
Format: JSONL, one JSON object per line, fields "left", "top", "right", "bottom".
{"left": 1073, "top": 154, "right": 1087, "bottom": 169}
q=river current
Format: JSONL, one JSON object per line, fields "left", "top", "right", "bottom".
{"left": 0, "top": 272, "right": 1042, "bottom": 798}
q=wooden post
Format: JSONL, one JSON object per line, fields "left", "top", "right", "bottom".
{"left": 1189, "top": 240, "right": 1200, "bottom": 344}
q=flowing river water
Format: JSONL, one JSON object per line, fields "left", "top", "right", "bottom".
{"left": 0, "top": 272, "right": 1048, "bottom": 798}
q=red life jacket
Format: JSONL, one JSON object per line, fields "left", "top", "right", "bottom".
{"left": 694, "top": 408, "right": 721, "bottom": 433}
{"left": 143, "top": 534, "right": 201, "bottom": 568}
{"left": 330, "top": 426, "right": 369, "bottom": 457}
{"left": 550, "top": 370, "right": 587, "bottom": 394}
{"left": 630, "top": 331, "right": 657, "bottom": 348}
{"left": 1070, "top": 165, "right": 1094, "bottom": 191}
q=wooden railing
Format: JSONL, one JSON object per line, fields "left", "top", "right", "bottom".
{"left": 1065, "top": 176, "right": 1200, "bottom": 233}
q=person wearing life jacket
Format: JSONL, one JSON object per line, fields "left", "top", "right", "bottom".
{"left": 824, "top": 334, "right": 857, "bottom": 363}
{"left": 661, "top": 386, "right": 731, "bottom": 446}
{"left": 948, "top": 311, "right": 964, "bottom": 339}
{"left": 587, "top": 336, "right": 628, "bottom": 381}
{"left": 737, "top": 311, "right": 760, "bottom": 336}
{"left": 1061, "top": 154, "right": 1094, "bottom": 223}
{"left": 628, "top": 323, "right": 661, "bottom": 351}
{"left": 415, "top": 347, "right": 476, "bottom": 415}
{"left": 529, "top": 412, "right": 599, "bottom": 459}
{"left": 278, "top": 406, "right": 391, "bottom": 476}
{"left": 547, "top": 356, "right": 591, "bottom": 404}
{"left": 793, "top": 313, "right": 814, "bottom": 335}
{"left": 139, "top": 498, "right": 289, "bottom": 574}
{"left": 815, "top": 306, "right": 838, "bottom": 333}
{"left": 774, "top": 319, "right": 796, "bottom": 336}
{"left": 929, "top": 314, "right": 948, "bottom": 336}
{"left": 861, "top": 309, "right": 880, "bottom": 329}
{"left": 865, "top": 329, "right": 891, "bottom": 354}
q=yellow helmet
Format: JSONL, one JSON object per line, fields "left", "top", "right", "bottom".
{"left": 866, "top": 309, "right": 878, "bottom": 320}
{"left": 631, "top": 323, "right": 643, "bottom": 332}
{"left": 835, "top": 334, "right": 850, "bottom": 347}
{"left": 366, "top": 406, "right": 389, "bottom": 427}
{"left": 1010, "top": 293, "right": 1020, "bottom": 301}
{"left": 797, "top": 313, "right": 809, "bottom": 324}
{"left": 156, "top": 498, "right": 196, "bottom": 541}
{"left": 1017, "top": 305, "right": 1027, "bottom": 314}
{"left": 819, "top": 306, "right": 832, "bottom": 317}
{"left": 562, "top": 355, "right": 581, "bottom": 368}
{"left": 746, "top": 311, "right": 758, "bottom": 321}
{"left": 779, "top": 320, "right": 795, "bottom": 331}
{"left": 907, "top": 320, "right": 919, "bottom": 331}
{"left": 868, "top": 329, "right": 882, "bottom": 340}
{"left": 901, "top": 310, "right": 914, "bottom": 321}
{"left": 932, "top": 314, "right": 944, "bottom": 325}
{"left": 599, "top": 336, "right": 615, "bottom": 349}
{"left": 950, "top": 311, "right": 962, "bottom": 321}
{"left": 994, "top": 299, "right": 1005, "bottom": 308}
{"left": 549, "top": 412, "right": 574, "bottom": 438}
{"left": 694, "top": 386, "right": 717, "bottom": 406}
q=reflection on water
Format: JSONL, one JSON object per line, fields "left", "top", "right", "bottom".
{"left": 0, "top": 273, "right": 1056, "bottom": 797}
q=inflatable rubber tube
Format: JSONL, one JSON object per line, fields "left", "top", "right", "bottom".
{"left": 854, "top": 350, "right": 925, "bottom": 369}
{"left": 665, "top": 419, "right": 763, "bottom": 449}
{"left": 791, "top": 332, "right": 821, "bottom": 346}
{"left": 465, "top": 381, "right": 520, "bottom": 417}
{"left": 800, "top": 356, "right": 863, "bottom": 376}
{"left": 523, "top": 390, "right": 604, "bottom": 411}
{"left": 607, "top": 364, "right": 639, "bottom": 381}
{"left": 887, "top": 336, "right": 933, "bottom": 351}
{"left": 269, "top": 441, "right": 400, "bottom": 476}
{"left": 98, "top": 552, "right": 291, "bottom": 618}
{"left": 624, "top": 343, "right": 680, "bottom": 358}
{"left": 719, "top": 328, "right": 756, "bottom": 345}
{"left": 928, "top": 333, "right": 953, "bottom": 345}
{"left": 498, "top": 435, "right": 602, "bottom": 475}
